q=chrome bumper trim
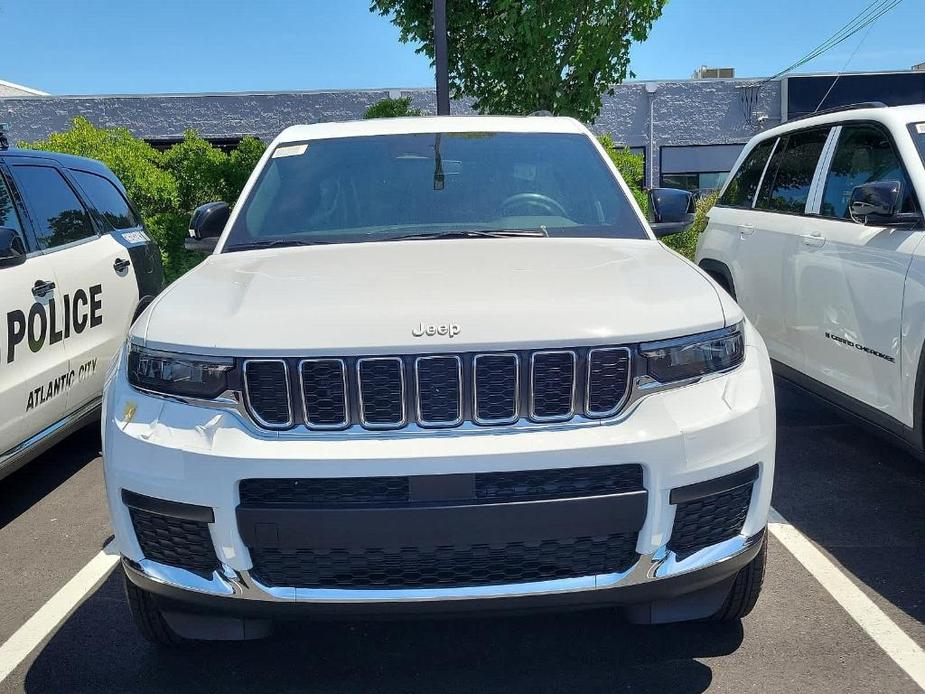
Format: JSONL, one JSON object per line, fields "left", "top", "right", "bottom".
{"left": 123, "top": 531, "right": 763, "bottom": 605}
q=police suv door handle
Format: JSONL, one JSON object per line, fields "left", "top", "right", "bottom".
{"left": 31, "top": 279, "right": 56, "bottom": 298}
{"left": 802, "top": 232, "right": 826, "bottom": 248}
{"left": 738, "top": 224, "right": 756, "bottom": 238}
{"left": 113, "top": 257, "right": 131, "bottom": 273}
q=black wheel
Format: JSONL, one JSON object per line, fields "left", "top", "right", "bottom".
{"left": 122, "top": 567, "right": 185, "bottom": 646}
{"left": 709, "top": 537, "right": 767, "bottom": 622}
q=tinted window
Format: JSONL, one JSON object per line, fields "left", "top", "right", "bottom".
{"left": 72, "top": 170, "right": 140, "bottom": 229}
{"left": 718, "top": 139, "right": 774, "bottom": 208}
{"left": 13, "top": 165, "right": 95, "bottom": 250}
{"left": 0, "top": 175, "right": 26, "bottom": 253}
{"left": 227, "top": 132, "right": 648, "bottom": 248}
{"left": 757, "top": 128, "right": 830, "bottom": 213}
{"left": 822, "top": 125, "right": 917, "bottom": 219}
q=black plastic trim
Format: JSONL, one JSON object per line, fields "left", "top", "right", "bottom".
{"left": 697, "top": 259, "right": 737, "bottom": 300}
{"left": 669, "top": 465, "right": 759, "bottom": 505}
{"left": 122, "top": 489, "right": 215, "bottom": 524}
{"left": 237, "top": 491, "right": 648, "bottom": 550}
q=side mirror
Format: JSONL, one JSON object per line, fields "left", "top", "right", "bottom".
{"left": 0, "top": 227, "right": 26, "bottom": 269}
{"left": 849, "top": 181, "right": 919, "bottom": 227}
{"left": 648, "top": 188, "right": 695, "bottom": 238}
{"left": 185, "top": 202, "right": 230, "bottom": 252}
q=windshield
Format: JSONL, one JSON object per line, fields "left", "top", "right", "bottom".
{"left": 224, "top": 132, "right": 647, "bottom": 249}
{"left": 912, "top": 122, "right": 925, "bottom": 168}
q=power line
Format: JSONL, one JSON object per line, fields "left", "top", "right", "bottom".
{"left": 764, "top": 0, "right": 903, "bottom": 83}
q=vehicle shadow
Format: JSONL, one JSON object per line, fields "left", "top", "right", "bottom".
{"left": 772, "top": 379, "right": 925, "bottom": 631}
{"left": 22, "top": 571, "right": 742, "bottom": 694}
{"left": 0, "top": 422, "right": 101, "bottom": 531}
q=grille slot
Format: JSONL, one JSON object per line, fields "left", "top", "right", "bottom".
{"left": 130, "top": 508, "right": 218, "bottom": 578}
{"left": 243, "top": 360, "right": 292, "bottom": 428}
{"left": 669, "top": 483, "right": 753, "bottom": 558}
{"left": 249, "top": 533, "right": 639, "bottom": 589}
{"left": 300, "top": 359, "right": 348, "bottom": 429}
{"left": 357, "top": 357, "right": 405, "bottom": 428}
{"left": 473, "top": 353, "right": 519, "bottom": 424}
{"left": 531, "top": 351, "right": 576, "bottom": 421}
{"left": 415, "top": 356, "right": 463, "bottom": 426}
{"left": 586, "top": 347, "right": 632, "bottom": 417}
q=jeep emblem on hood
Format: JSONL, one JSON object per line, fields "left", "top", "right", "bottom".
{"left": 412, "top": 322, "right": 460, "bottom": 339}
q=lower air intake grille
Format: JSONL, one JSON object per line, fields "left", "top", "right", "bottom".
{"left": 249, "top": 533, "right": 639, "bottom": 589}
{"left": 130, "top": 509, "right": 218, "bottom": 577}
{"left": 244, "top": 360, "right": 291, "bottom": 427}
{"left": 475, "top": 464, "right": 644, "bottom": 502}
{"left": 669, "top": 483, "right": 753, "bottom": 558}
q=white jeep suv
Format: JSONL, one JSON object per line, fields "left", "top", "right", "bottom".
{"left": 697, "top": 103, "right": 925, "bottom": 453}
{"left": 103, "top": 116, "right": 775, "bottom": 643}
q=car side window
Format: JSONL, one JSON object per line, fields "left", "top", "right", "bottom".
{"left": 71, "top": 169, "right": 141, "bottom": 230}
{"left": 717, "top": 139, "right": 775, "bottom": 208}
{"left": 756, "top": 128, "right": 830, "bottom": 214}
{"left": 12, "top": 165, "right": 96, "bottom": 250}
{"left": 0, "top": 174, "right": 27, "bottom": 252}
{"left": 820, "top": 125, "right": 917, "bottom": 219}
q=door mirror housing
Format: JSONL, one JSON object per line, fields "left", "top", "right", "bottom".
{"left": 0, "top": 227, "right": 26, "bottom": 269}
{"left": 849, "top": 181, "right": 920, "bottom": 227}
{"left": 648, "top": 188, "right": 695, "bottom": 238}
{"left": 186, "top": 202, "right": 230, "bottom": 252}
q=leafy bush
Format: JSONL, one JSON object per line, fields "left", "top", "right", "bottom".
{"left": 364, "top": 96, "right": 423, "bottom": 119}
{"left": 597, "top": 134, "right": 648, "bottom": 215}
{"left": 661, "top": 191, "right": 717, "bottom": 260}
{"left": 21, "top": 117, "right": 265, "bottom": 282}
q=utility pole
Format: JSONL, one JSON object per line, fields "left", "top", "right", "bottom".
{"left": 433, "top": 0, "right": 450, "bottom": 115}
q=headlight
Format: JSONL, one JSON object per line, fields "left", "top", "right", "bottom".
{"left": 640, "top": 322, "right": 745, "bottom": 383}
{"left": 127, "top": 344, "right": 233, "bottom": 398}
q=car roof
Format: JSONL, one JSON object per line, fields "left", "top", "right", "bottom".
{"left": 754, "top": 103, "right": 925, "bottom": 143}
{"left": 0, "top": 146, "right": 116, "bottom": 178}
{"left": 275, "top": 115, "right": 589, "bottom": 144}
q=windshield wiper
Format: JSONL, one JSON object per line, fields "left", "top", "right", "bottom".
{"left": 224, "top": 239, "right": 333, "bottom": 252}
{"left": 383, "top": 228, "right": 548, "bottom": 242}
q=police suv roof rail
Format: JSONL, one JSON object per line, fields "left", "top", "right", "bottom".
{"left": 788, "top": 101, "right": 888, "bottom": 123}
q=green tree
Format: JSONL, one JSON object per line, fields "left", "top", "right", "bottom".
{"left": 21, "top": 117, "right": 266, "bottom": 282}
{"left": 370, "top": 0, "right": 667, "bottom": 121}
{"left": 364, "top": 96, "right": 424, "bottom": 119}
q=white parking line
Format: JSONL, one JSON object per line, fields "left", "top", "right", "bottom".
{"left": 769, "top": 508, "right": 925, "bottom": 690}
{"left": 0, "top": 550, "right": 118, "bottom": 684}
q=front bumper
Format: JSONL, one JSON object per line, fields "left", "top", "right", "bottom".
{"left": 104, "top": 325, "right": 775, "bottom": 618}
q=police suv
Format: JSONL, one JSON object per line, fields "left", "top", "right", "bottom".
{"left": 697, "top": 103, "right": 925, "bottom": 454}
{"left": 0, "top": 130, "right": 164, "bottom": 480}
{"left": 104, "top": 116, "right": 776, "bottom": 644}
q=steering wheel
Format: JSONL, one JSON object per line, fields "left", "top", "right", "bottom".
{"left": 500, "top": 192, "right": 568, "bottom": 218}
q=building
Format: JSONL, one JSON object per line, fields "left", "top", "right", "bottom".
{"left": 0, "top": 79, "right": 47, "bottom": 97}
{"left": 1, "top": 68, "right": 924, "bottom": 194}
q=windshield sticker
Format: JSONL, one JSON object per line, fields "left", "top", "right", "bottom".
{"left": 272, "top": 144, "right": 308, "bottom": 158}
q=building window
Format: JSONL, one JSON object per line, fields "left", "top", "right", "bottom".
{"left": 661, "top": 171, "right": 728, "bottom": 194}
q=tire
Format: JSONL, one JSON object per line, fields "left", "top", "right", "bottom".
{"left": 122, "top": 568, "right": 185, "bottom": 646}
{"left": 709, "top": 537, "right": 767, "bottom": 622}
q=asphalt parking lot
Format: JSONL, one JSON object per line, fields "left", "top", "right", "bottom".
{"left": 0, "top": 380, "right": 922, "bottom": 693}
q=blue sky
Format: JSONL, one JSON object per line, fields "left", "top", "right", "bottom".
{"left": 3, "top": 0, "right": 923, "bottom": 95}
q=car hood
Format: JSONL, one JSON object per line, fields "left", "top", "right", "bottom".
{"left": 136, "top": 238, "right": 732, "bottom": 355}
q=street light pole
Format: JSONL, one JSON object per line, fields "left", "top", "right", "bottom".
{"left": 433, "top": 0, "right": 450, "bottom": 115}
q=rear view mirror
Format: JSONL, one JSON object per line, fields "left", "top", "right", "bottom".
{"left": 849, "top": 181, "right": 919, "bottom": 227}
{"left": 0, "top": 227, "right": 26, "bottom": 269}
{"left": 648, "top": 188, "right": 695, "bottom": 238}
{"left": 185, "top": 202, "right": 230, "bottom": 252}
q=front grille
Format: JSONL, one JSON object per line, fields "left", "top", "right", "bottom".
{"left": 130, "top": 508, "right": 218, "bottom": 577}
{"left": 244, "top": 360, "right": 291, "bottom": 427}
{"left": 239, "top": 465, "right": 645, "bottom": 507}
{"left": 242, "top": 346, "right": 632, "bottom": 431}
{"left": 249, "top": 533, "right": 639, "bottom": 589}
{"left": 669, "top": 483, "right": 753, "bottom": 558}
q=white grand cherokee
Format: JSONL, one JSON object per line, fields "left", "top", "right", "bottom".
{"left": 103, "top": 116, "right": 776, "bottom": 644}
{"left": 697, "top": 103, "right": 925, "bottom": 454}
